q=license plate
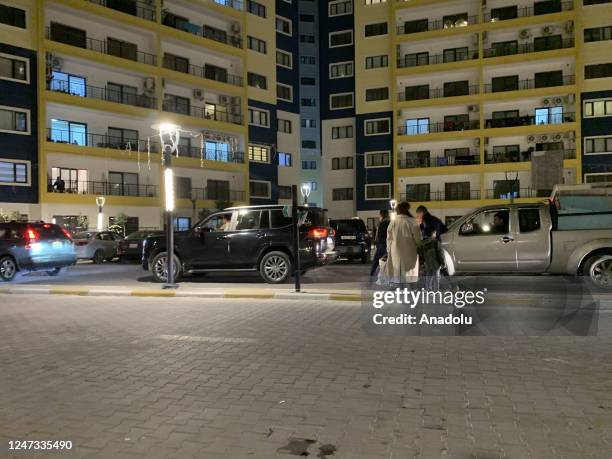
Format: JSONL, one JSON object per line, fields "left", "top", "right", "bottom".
{"left": 129, "top": 243, "right": 138, "bottom": 248}
{"left": 341, "top": 235, "right": 356, "bottom": 240}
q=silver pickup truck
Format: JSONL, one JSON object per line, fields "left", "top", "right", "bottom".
{"left": 440, "top": 202, "right": 612, "bottom": 289}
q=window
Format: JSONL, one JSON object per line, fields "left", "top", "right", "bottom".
{"left": 460, "top": 209, "right": 510, "bottom": 235}
{"left": 403, "top": 18, "right": 429, "bottom": 34}
{"left": 107, "top": 82, "right": 138, "bottom": 106}
{"left": 248, "top": 107, "right": 269, "bottom": 127}
{"left": 163, "top": 53, "right": 189, "bottom": 73}
{"left": 329, "top": 30, "right": 353, "bottom": 47}
{"left": 331, "top": 125, "right": 353, "bottom": 139}
{"left": 518, "top": 208, "right": 541, "bottom": 233}
{"left": 51, "top": 167, "right": 88, "bottom": 193}
{"left": 0, "top": 106, "right": 28, "bottom": 134}
{"left": 443, "top": 12, "right": 469, "bottom": 27}
{"left": 491, "top": 40, "right": 518, "bottom": 57}
{"left": 405, "top": 183, "right": 430, "bottom": 201}
{"left": 584, "top": 0, "right": 612, "bottom": 4}
{"left": 534, "top": 0, "right": 562, "bottom": 14}
{"left": 535, "top": 106, "right": 563, "bottom": 124}
{"left": 585, "top": 136, "right": 612, "bottom": 155}
{"left": 301, "top": 77, "right": 316, "bottom": 85}
{"left": 175, "top": 176, "right": 192, "bottom": 199}
{"left": 300, "top": 56, "right": 316, "bottom": 64}
{"left": 365, "top": 87, "right": 388, "bottom": 101}
{"left": 300, "top": 14, "right": 314, "bottom": 22}
{"left": 585, "top": 63, "right": 612, "bottom": 79}
{"left": 277, "top": 83, "right": 293, "bottom": 102}
{"left": 250, "top": 180, "right": 270, "bottom": 198}
{"left": 247, "top": 72, "right": 267, "bottom": 89}
{"left": 300, "top": 34, "right": 315, "bottom": 43}
{"left": 207, "top": 179, "right": 230, "bottom": 200}
{"left": 278, "top": 119, "right": 292, "bottom": 134}
{"left": 492, "top": 145, "right": 521, "bottom": 162}
{"left": 331, "top": 156, "right": 353, "bottom": 169}
{"left": 443, "top": 80, "right": 470, "bottom": 97}
{"left": 247, "top": 0, "right": 266, "bottom": 17}
{"left": 364, "top": 22, "right": 387, "bottom": 37}
{"left": 302, "top": 140, "right": 317, "bottom": 149}
{"left": 365, "top": 54, "right": 388, "bottom": 69}
{"left": 443, "top": 46, "right": 469, "bottom": 63}
{"left": 404, "top": 84, "right": 429, "bottom": 101}
{"left": 490, "top": 5, "right": 518, "bottom": 21}
{"left": 278, "top": 152, "right": 292, "bottom": 166}
{"left": 365, "top": 118, "right": 390, "bottom": 135}
{"left": 534, "top": 70, "right": 564, "bottom": 88}
{"left": 584, "top": 99, "right": 612, "bottom": 117}
{"left": 491, "top": 75, "right": 519, "bottom": 92}
{"left": 0, "top": 54, "right": 27, "bottom": 83}
{"left": 585, "top": 173, "right": 612, "bottom": 183}
{"left": 302, "top": 119, "right": 316, "bottom": 127}
{"left": 365, "top": 183, "right": 390, "bottom": 200}
{"left": 108, "top": 171, "right": 138, "bottom": 196}
{"left": 404, "top": 118, "right": 429, "bottom": 135}
{"left": 173, "top": 217, "right": 191, "bottom": 231}
{"left": 332, "top": 188, "right": 353, "bottom": 200}
{"left": 247, "top": 36, "right": 267, "bottom": 54}
{"left": 585, "top": 26, "right": 612, "bottom": 42}
{"left": 492, "top": 180, "right": 520, "bottom": 199}
{"left": 533, "top": 34, "right": 562, "bottom": 52}
{"left": 403, "top": 51, "right": 429, "bottom": 67}
{"left": 276, "top": 50, "right": 292, "bottom": 68}
{"left": 277, "top": 186, "right": 292, "bottom": 200}
{"left": 276, "top": 16, "right": 292, "bottom": 35}
{"left": 163, "top": 94, "right": 190, "bottom": 115}
{"left": 50, "top": 22, "right": 86, "bottom": 48}
{"left": 302, "top": 160, "right": 317, "bottom": 169}
{"left": 330, "top": 92, "right": 354, "bottom": 109}
{"left": 0, "top": 160, "right": 28, "bottom": 184}
{"left": 304, "top": 181, "right": 318, "bottom": 191}
{"left": 445, "top": 182, "right": 471, "bottom": 201}
{"left": 365, "top": 0, "right": 386, "bottom": 3}
{"left": 248, "top": 144, "right": 270, "bottom": 162}
{"left": 50, "top": 119, "right": 87, "bottom": 146}
{"left": 0, "top": 4, "right": 25, "bottom": 28}
{"left": 365, "top": 151, "right": 390, "bottom": 168}
{"left": 330, "top": 61, "right": 353, "bottom": 78}
{"left": 50, "top": 71, "right": 85, "bottom": 96}
{"left": 301, "top": 98, "right": 316, "bottom": 106}
{"left": 107, "top": 37, "right": 138, "bottom": 61}
{"left": 329, "top": 0, "right": 352, "bottom": 16}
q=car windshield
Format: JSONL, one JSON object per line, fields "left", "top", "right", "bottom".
{"left": 30, "top": 224, "right": 70, "bottom": 239}
{"left": 298, "top": 208, "right": 327, "bottom": 228}
{"left": 330, "top": 219, "right": 366, "bottom": 235}
{"left": 73, "top": 232, "right": 94, "bottom": 240}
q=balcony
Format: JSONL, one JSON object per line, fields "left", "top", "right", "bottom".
{"left": 396, "top": 15, "right": 478, "bottom": 35}
{"left": 162, "top": 56, "right": 243, "bottom": 87}
{"left": 191, "top": 187, "right": 246, "bottom": 201}
{"left": 483, "top": 37, "right": 574, "bottom": 58}
{"left": 46, "top": 128, "right": 161, "bottom": 152}
{"left": 48, "top": 79, "right": 157, "bottom": 109}
{"left": 162, "top": 12, "right": 242, "bottom": 49}
{"left": 47, "top": 179, "right": 158, "bottom": 197}
{"left": 162, "top": 100, "right": 243, "bottom": 125}
{"left": 398, "top": 152, "right": 480, "bottom": 169}
{"left": 483, "top": 1, "right": 573, "bottom": 22}
{"left": 397, "top": 50, "right": 479, "bottom": 69}
{"left": 176, "top": 146, "right": 245, "bottom": 164}
{"left": 400, "top": 190, "right": 481, "bottom": 202}
{"left": 485, "top": 188, "right": 542, "bottom": 199}
{"left": 398, "top": 120, "right": 480, "bottom": 136}
{"left": 45, "top": 26, "right": 157, "bottom": 66}
{"left": 484, "top": 112, "right": 575, "bottom": 129}
{"left": 85, "top": 0, "right": 156, "bottom": 22}
{"left": 485, "top": 148, "right": 576, "bottom": 163}
{"left": 398, "top": 84, "right": 480, "bottom": 102}
{"left": 212, "top": 0, "right": 244, "bottom": 11}
{"left": 483, "top": 74, "right": 575, "bottom": 93}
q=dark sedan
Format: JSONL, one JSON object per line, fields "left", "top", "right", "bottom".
{"left": 118, "top": 230, "right": 163, "bottom": 262}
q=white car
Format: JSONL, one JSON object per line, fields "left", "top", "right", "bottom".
{"left": 73, "top": 231, "right": 122, "bottom": 263}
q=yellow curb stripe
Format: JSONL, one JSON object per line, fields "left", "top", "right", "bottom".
{"left": 130, "top": 290, "right": 177, "bottom": 297}
{"left": 0, "top": 288, "right": 10, "bottom": 294}
{"left": 329, "top": 294, "right": 364, "bottom": 302}
{"left": 50, "top": 288, "right": 89, "bottom": 296}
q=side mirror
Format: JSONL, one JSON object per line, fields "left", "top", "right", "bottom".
{"left": 460, "top": 223, "right": 474, "bottom": 235}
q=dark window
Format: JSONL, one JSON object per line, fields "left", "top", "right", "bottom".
{"left": 332, "top": 188, "right": 353, "bottom": 200}
{"left": 175, "top": 176, "right": 192, "bottom": 199}
{"left": 492, "top": 75, "right": 519, "bottom": 92}
{"left": 584, "top": 0, "right": 612, "bottom": 4}
{"left": 366, "top": 184, "right": 390, "bottom": 199}
{"left": 365, "top": 22, "right": 387, "bottom": 37}
{"left": 300, "top": 14, "right": 314, "bottom": 22}
{"left": 0, "top": 55, "right": 26, "bottom": 81}
{"left": 300, "top": 34, "right": 315, "bottom": 43}
{"left": 534, "top": 70, "right": 563, "bottom": 87}
{"left": 107, "top": 82, "right": 138, "bottom": 106}
{"left": 301, "top": 77, "right": 316, "bottom": 85}
{"left": 405, "top": 84, "right": 429, "bottom": 100}
{"left": 444, "top": 114, "right": 469, "bottom": 131}
{"left": 585, "top": 26, "right": 612, "bottom": 42}
{"left": 443, "top": 46, "right": 469, "bottom": 63}
{"left": 277, "top": 187, "right": 292, "bottom": 200}
{"left": 365, "top": 87, "right": 388, "bottom": 101}
{"left": 249, "top": 181, "right": 269, "bottom": 198}
{"left": 585, "top": 63, "right": 612, "bottom": 79}
{"left": 236, "top": 210, "right": 267, "bottom": 229}
{"left": 404, "top": 52, "right": 429, "bottom": 66}
{"left": 402, "top": 150, "right": 430, "bottom": 168}
{"left": 493, "top": 180, "right": 520, "bottom": 198}
{"left": 107, "top": 37, "right": 137, "bottom": 61}
{"left": 403, "top": 18, "right": 428, "bottom": 34}
{"left": 207, "top": 179, "right": 230, "bottom": 200}
{"left": 302, "top": 140, "right": 316, "bottom": 148}
{"left": 302, "top": 160, "right": 317, "bottom": 169}
{"left": 366, "top": 119, "right": 390, "bottom": 135}
{"left": 163, "top": 94, "right": 190, "bottom": 115}
{"left": 492, "top": 145, "right": 521, "bottom": 162}
{"left": 270, "top": 208, "right": 292, "bottom": 227}
{"left": 278, "top": 120, "right": 292, "bottom": 134}
{"left": 204, "top": 63, "right": 228, "bottom": 83}
{"left": 330, "top": 30, "right": 352, "bottom": 46}
{"left": 490, "top": 5, "right": 517, "bottom": 21}
{"left": 445, "top": 182, "right": 470, "bottom": 201}
{"left": 108, "top": 171, "right": 138, "bottom": 196}
{"left": 50, "top": 22, "right": 86, "bottom": 48}
{"left": 405, "top": 183, "right": 430, "bottom": 201}
{"left": 534, "top": 34, "right": 562, "bottom": 52}
{"left": 365, "top": 55, "right": 388, "bottom": 69}
{"left": 164, "top": 53, "right": 189, "bottom": 73}
{"left": 107, "top": 127, "right": 138, "bottom": 148}
{"left": 331, "top": 157, "right": 353, "bottom": 170}
{"left": 247, "top": 0, "right": 266, "bottom": 18}
{"left": 491, "top": 40, "right": 518, "bottom": 56}
{"left": 519, "top": 208, "right": 541, "bottom": 232}
{"left": 247, "top": 72, "right": 267, "bottom": 89}
{"left": 443, "top": 80, "right": 469, "bottom": 96}
{"left": 534, "top": 0, "right": 562, "bottom": 15}
{"left": 0, "top": 4, "right": 25, "bottom": 28}
{"left": 247, "top": 36, "right": 267, "bottom": 53}
{"left": 366, "top": 152, "right": 390, "bottom": 167}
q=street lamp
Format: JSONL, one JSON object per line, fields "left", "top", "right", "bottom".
{"left": 95, "top": 196, "right": 106, "bottom": 231}
{"left": 300, "top": 183, "right": 311, "bottom": 206}
{"left": 389, "top": 199, "right": 397, "bottom": 220}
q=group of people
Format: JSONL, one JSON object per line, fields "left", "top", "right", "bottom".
{"left": 371, "top": 203, "right": 447, "bottom": 289}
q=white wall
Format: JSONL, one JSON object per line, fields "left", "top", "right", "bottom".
{"left": 395, "top": 1, "right": 478, "bottom": 27}
{"left": 41, "top": 203, "right": 163, "bottom": 230}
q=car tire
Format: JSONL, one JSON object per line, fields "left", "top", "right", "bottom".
{"left": 47, "top": 267, "right": 62, "bottom": 276}
{"left": 584, "top": 253, "right": 612, "bottom": 291}
{"left": 93, "top": 250, "right": 105, "bottom": 264}
{"left": 150, "top": 252, "right": 182, "bottom": 283}
{"left": 260, "top": 251, "right": 291, "bottom": 284}
{"left": 0, "top": 256, "right": 17, "bottom": 282}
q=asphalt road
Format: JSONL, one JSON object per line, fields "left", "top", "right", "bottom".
{"left": 1, "top": 294, "right": 612, "bottom": 458}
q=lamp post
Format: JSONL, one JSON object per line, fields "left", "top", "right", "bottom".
{"left": 389, "top": 199, "right": 397, "bottom": 220}
{"left": 95, "top": 196, "right": 106, "bottom": 231}
{"left": 300, "top": 183, "right": 311, "bottom": 206}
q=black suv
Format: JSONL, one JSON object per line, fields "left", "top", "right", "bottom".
{"left": 142, "top": 205, "right": 337, "bottom": 284}
{"left": 0, "top": 222, "right": 76, "bottom": 281}
{"left": 329, "top": 218, "right": 371, "bottom": 263}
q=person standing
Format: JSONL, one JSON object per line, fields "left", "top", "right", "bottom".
{"left": 416, "top": 205, "right": 447, "bottom": 241}
{"left": 370, "top": 209, "right": 390, "bottom": 277}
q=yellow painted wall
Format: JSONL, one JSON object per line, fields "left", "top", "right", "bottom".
{"left": 246, "top": 0, "right": 277, "bottom": 105}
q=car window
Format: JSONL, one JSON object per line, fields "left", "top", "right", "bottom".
{"left": 461, "top": 209, "right": 510, "bottom": 236}
{"left": 331, "top": 220, "right": 366, "bottom": 235}
{"left": 0, "top": 226, "right": 8, "bottom": 239}
{"left": 201, "top": 213, "right": 233, "bottom": 231}
{"left": 270, "top": 209, "right": 292, "bottom": 228}
{"left": 74, "top": 232, "right": 93, "bottom": 240}
{"left": 236, "top": 210, "right": 263, "bottom": 230}
{"left": 519, "top": 208, "right": 541, "bottom": 233}
{"left": 99, "top": 232, "right": 113, "bottom": 241}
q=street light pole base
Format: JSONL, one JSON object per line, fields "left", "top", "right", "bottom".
{"left": 162, "top": 283, "right": 178, "bottom": 289}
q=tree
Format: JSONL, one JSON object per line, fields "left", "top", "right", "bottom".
{"left": 111, "top": 212, "right": 128, "bottom": 236}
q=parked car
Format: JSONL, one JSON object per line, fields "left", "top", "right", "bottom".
{"left": 329, "top": 218, "right": 371, "bottom": 263}
{"left": 118, "top": 230, "right": 164, "bottom": 262}
{"left": 0, "top": 221, "right": 76, "bottom": 281}
{"left": 73, "top": 230, "right": 122, "bottom": 263}
{"left": 142, "top": 205, "right": 337, "bottom": 284}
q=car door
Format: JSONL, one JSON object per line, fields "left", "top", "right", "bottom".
{"left": 225, "top": 209, "right": 270, "bottom": 268}
{"left": 451, "top": 207, "right": 518, "bottom": 272}
{"left": 515, "top": 207, "right": 551, "bottom": 272}
{"left": 189, "top": 212, "right": 234, "bottom": 268}
{"left": 98, "top": 232, "right": 116, "bottom": 257}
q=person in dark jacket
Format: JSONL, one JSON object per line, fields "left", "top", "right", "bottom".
{"left": 416, "top": 205, "right": 447, "bottom": 241}
{"left": 370, "top": 209, "right": 390, "bottom": 277}
{"left": 416, "top": 206, "right": 447, "bottom": 290}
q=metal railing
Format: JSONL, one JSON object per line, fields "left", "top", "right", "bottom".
{"left": 47, "top": 179, "right": 158, "bottom": 197}
{"left": 398, "top": 120, "right": 480, "bottom": 136}
{"left": 191, "top": 188, "right": 246, "bottom": 201}
{"left": 485, "top": 188, "right": 542, "bottom": 199}
{"left": 485, "top": 149, "right": 576, "bottom": 163}
{"left": 396, "top": 15, "right": 478, "bottom": 35}
{"left": 483, "top": 1, "right": 574, "bottom": 22}
{"left": 398, "top": 153, "right": 480, "bottom": 169}
{"left": 48, "top": 79, "right": 157, "bottom": 109}
{"left": 85, "top": 0, "right": 156, "bottom": 22}
{"left": 175, "top": 146, "right": 245, "bottom": 163}
{"left": 400, "top": 190, "right": 481, "bottom": 202}
{"left": 397, "top": 49, "right": 479, "bottom": 68}
{"left": 483, "top": 74, "right": 575, "bottom": 93}
{"left": 485, "top": 112, "right": 575, "bottom": 128}
{"left": 46, "top": 26, "right": 157, "bottom": 66}
{"left": 46, "top": 128, "right": 162, "bottom": 152}
{"left": 162, "top": 56, "right": 243, "bottom": 87}
{"left": 483, "top": 38, "right": 575, "bottom": 58}
{"left": 398, "top": 84, "right": 480, "bottom": 101}
{"left": 162, "top": 100, "right": 243, "bottom": 125}
{"left": 162, "top": 13, "right": 242, "bottom": 49}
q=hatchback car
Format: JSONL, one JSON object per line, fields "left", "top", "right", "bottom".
{"left": 329, "top": 218, "right": 371, "bottom": 263}
{"left": 0, "top": 221, "right": 76, "bottom": 281}
{"left": 73, "top": 230, "right": 122, "bottom": 263}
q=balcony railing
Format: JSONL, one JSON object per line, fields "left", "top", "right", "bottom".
{"left": 175, "top": 146, "right": 245, "bottom": 163}
{"left": 398, "top": 153, "right": 480, "bottom": 169}
{"left": 398, "top": 84, "right": 480, "bottom": 102}
{"left": 485, "top": 112, "right": 575, "bottom": 129}
{"left": 485, "top": 148, "right": 576, "bottom": 163}
{"left": 162, "top": 13, "right": 242, "bottom": 49}
{"left": 400, "top": 190, "right": 481, "bottom": 202}
{"left": 191, "top": 187, "right": 246, "bottom": 201}
{"left": 212, "top": 0, "right": 244, "bottom": 11}
{"left": 483, "top": 38, "right": 574, "bottom": 58}
{"left": 47, "top": 179, "right": 158, "bottom": 197}
{"left": 45, "top": 26, "right": 157, "bottom": 66}
{"left": 483, "top": 1, "right": 573, "bottom": 22}
{"left": 162, "top": 100, "right": 243, "bottom": 125}
{"left": 46, "top": 128, "right": 162, "bottom": 152}
{"left": 48, "top": 79, "right": 157, "bottom": 109}
{"left": 397, "top": 50, "right": 479, "bottom": 69}
{"left": 162, "top": 56, "right": 243, "bottom": 87}
{"left": 396, "top": 15, "right": 478, "bottom": 35}
{"left": 398, "top": 120, "right": 480, "bottom": 136}
{"left": 483, "top": 74, "right": 575, "bottom": 93}
{"left": 85, "top": 0, "right": 156, "bottom": 22}
{"left": 485, "top": 188, "right": 542, "bottom": 199}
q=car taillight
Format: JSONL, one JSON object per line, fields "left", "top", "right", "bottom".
{"left": 61, "top": 228, "right": 73, "bottom": 240}
{"left": 329, "top": 228, "right": 336, "bottom": 237}
{"left": 308, "top": 227, "right": 328, "bottom": 238}
{"left": 26, "top": 228, "right": 38, "bottom": 241}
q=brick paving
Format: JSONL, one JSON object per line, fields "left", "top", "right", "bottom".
{"left": 1, "top": 295, "right": 612, "bottom": 459}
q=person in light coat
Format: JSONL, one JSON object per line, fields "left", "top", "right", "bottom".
{"left": 378, "top": 201, "right": 422, "bottom": 285}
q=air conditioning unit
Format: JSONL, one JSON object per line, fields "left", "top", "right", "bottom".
{"left": 565, "top": 20, "right": 574, "bottom": 34}
{"left": 468, "top": 104, "right": 479, "bottom": 112}
{"left": 231, "top": 22, "right": 240, "bottom": 34}
{"left": 553, "top": 97, "right": 563, "bottom": 105}
{"left": 539, "top": 134, "right": 549, "bottom": 142}
{"left": 231, "top": 96, "right": 241, "bottom": 106}
{"left": 553, "top": 133, "right": 563, "bottom": 141}
{"left": 527, "top": 135, "right": 536, "bottom": 143}
{"left": 193, "top": 89, "right": 204, "bottom": 100}
{"left": 542, "top": 98, "right": 551, "bottom": 106}
{"left": 519, "top": 29, "right": 531, "bottom": 40}
{"left": 51, "top": 55, "right": 63, "bottom": 69}
{"left": 143, "top": 77, "right": 155, "bottom": 91}
{"left": 542, "top": 26, "right": 554, "bottom": 36}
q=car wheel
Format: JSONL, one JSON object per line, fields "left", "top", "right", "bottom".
{"left": 0, "top": 256, "right": 17, "bottom": 282}
{"left": 260, "top": 251, "right": 291, "bottom": 284}
{"left": 584, "top": 253, "right": 612, "bottom": 290}
{"left": 150, "top": 252, "right": 182, "bottom": 283}
{"left": 93, "top": 250, "right": 105, "bottom": 264}
{"left": 47, "top": 267, "right": 62, "bottom": 276}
